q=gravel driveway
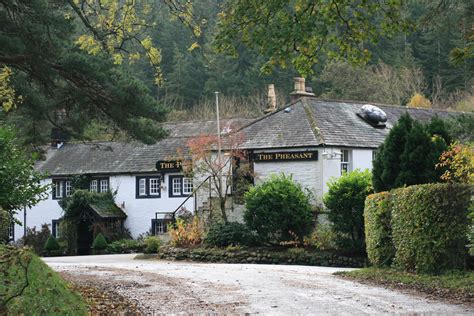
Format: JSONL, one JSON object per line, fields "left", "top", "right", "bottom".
{"left": 44, "top": 254, "right": 472, "bottom": 314}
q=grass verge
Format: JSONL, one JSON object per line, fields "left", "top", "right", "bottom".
{"left": 1, "top": 246, "right": 88, "bottom": 315}
{"left": 336, "top": 267, "right": 473, "bottom": 305}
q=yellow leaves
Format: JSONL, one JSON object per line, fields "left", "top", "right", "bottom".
{"left": 0, "top": 66, "right": 23, "bottom": 112}
{"left": 407, "top": 92, "right": 432, "bottom": 108}
{"left": 187, "top": 42, "right": 200, "bottom": 52}
{"left": 75, "top": 35, "right": 101, "bottom": 55}
{"left": 437, "top": 142, "right": 474, "bottom": 184}
{"left": 112, "top": 53, "right": 123, "bottom": 65}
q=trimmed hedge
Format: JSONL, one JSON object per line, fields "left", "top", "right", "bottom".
{"left": 391, "top": 183, "right": 472, "bottom": 274}
{"left": 92, "top": 233, "right": 108, "bottom": 250}
{"left": 44, "top": 235, "right": 60, "bottom": 251}
{"left": 364, "top": 192, "right": 394, "bottom": 267}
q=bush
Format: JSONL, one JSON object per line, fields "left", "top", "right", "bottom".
{"left": 22, "top": 224, "right": 51, "bottom": 255}
{"left": 0, "top": 209, "right": 9, "bottom": 244}
{"left": 364, "top": 192, "right": 394, "bottom": 267}
{"left": 244, "top": 174, "right": 313, "bottom": 243}
{"left": 391, "top": 183, "right": 472, "bottom": 274}
{"left": 44, "top": 235, "right": 60, "bottom": 252}
{"left": 303, "top": 223, "right": 337, "bottom": 250}
{"left": 323, "top": 169, "right": 372, "bottom": 252}
{"left": 92, "top": 233, "right": 108, "bottom": 251}
{"left": 107, "top": 239, "right": 144, "bottom": 254}
{"left": 144, "top": 236, "right": 162, "bottom": 254}
{"left": 203, "top": 222, "right": 258, "bottom": 247}
{"left": 469, "top": 203, "right": 474, "bottom": 257}
{"left": 168, "top": 217, "right": 203, "bottom": 247}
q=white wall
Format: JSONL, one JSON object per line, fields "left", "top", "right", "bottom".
{"left": 13, "top": 173, "right": 194, "bottom": 241}
{"left": 352, "top": 148, "right": 374, "bottom": 171}
{"left": 252, "top": 148, "right": 323, "bottom": 203}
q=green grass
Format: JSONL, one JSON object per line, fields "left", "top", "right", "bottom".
{"left": 337, "top": 267, "right": 473, "bottom": 302}
{"left": 1, "top": 246, "right": 88, "bottom": 315}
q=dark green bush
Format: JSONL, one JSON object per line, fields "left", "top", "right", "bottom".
{"left": 144, "top": 236, "right": 162, "bottom": 254}
{"left": 107, "top": 239, "right": 144, "bottom": 254}
{"left": 44, "top": 235, "right": 60, "bottom": 251}
{"left": 203, "top": 222, "right": 258, "bottom": 247}
{"left": 364, "top": 192, "right": 394, "bottom": 267}
{"left": 92, "top": 233, "right": 108, "bottom": 250}
{"left": 0, "top": 209, "right": 9, "bottom": 244}
{"left": 244, "top": 174, "right": 313, "bottom": 243}
{"left": 323, "top": 169, "right": 373, "bottom": 252}
{"left": 391, "top": 183, "right": 472, "bottom": 274}
{"left": 22, "top": 224, "right": 51, "bottom": 255}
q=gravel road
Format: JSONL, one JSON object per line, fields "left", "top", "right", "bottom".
{"left": 44, "top": 254, "right": 472, "bottom": 315}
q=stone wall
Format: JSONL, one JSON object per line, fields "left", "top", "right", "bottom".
{"left": 157, "top": 247, "right": 367, "bottom": 268}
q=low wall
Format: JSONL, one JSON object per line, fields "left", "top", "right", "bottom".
{"left": 157, "top": 247, "right": 367, "bottom": 268}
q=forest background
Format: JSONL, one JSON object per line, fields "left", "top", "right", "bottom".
{"left": 0, "top": 0, "right": 472, "bottom": 148}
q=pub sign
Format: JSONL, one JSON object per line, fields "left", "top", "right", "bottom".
{"left": 156, "top": 160, "right": 184, "bottom": 172}
{"left": 251, "top": 150, "right": 318, "bottom": 162}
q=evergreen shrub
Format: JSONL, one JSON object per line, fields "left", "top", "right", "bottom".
{"left": 144, "top": 236, "right": 162, "bottom": 254}
{"left": 203, "top": 222, "right": 258, "bottom": 247}
{"left": 391, "top": 183, "right": 472, "bottom": 274}
{"left": 364, "top": 192, "right": 394, "bottom": 266}
{"left": 107, "top": 239, "right": 144, "bottom": 254}
{"left": 92, "top": 233, "right": 108, "bottom": 250}
{"left": 323, "top": 169, "right": 373, "bottom": 252}
{"left": 244, "top": 174, "right": 313, "bottom": 243}
{"left": 44, "top": 235, "right": 60, "bottom": 252}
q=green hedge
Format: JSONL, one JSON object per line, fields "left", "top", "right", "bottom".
{"left": 391, "top": 183, "right": 472, "bottom": 274}
{"left": 364, "top": 192, "right": 394, "bottom": 267}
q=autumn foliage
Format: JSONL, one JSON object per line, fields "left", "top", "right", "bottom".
{"left": 436, "top": 142, "right": 474, "bottom": 184}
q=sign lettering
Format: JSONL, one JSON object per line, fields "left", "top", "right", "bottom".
{"left": 156, "top": 160, "right": 183, "bottom": 172}
{"left": 251, "top": 150, "right": 318, "bottom": 162}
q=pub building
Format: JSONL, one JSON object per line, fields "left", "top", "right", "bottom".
{"left": 10, "top": 78, "right": 458, "bottom": 250}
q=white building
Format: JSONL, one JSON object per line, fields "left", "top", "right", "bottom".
{"left": 10, "top": 83, "right": 457, "bottom": 250}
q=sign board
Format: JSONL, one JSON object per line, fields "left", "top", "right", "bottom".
{"left": 155, "top": 160, "right": 183, "bottom": 172}
{"left": 251, "top": 150, "right": 318, "bottom": 162}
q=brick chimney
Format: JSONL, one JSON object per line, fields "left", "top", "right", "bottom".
{"left": 290, "top": 77, "right": 315, "bottom": 101}
{"left": 264, "top": 84, "right": 277, "bottom": 113}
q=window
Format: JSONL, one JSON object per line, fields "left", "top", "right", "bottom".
{"left": 90, "top": 180, "right": 98, "bottom": 192}
{"left": 89, "top": 178, "right": 109, "bottom": 193}
{"left": 341, "top": 149, "right": 352, "bottom": 175}
{"left": 100, "top": 179, "right": 109, "bottom": 192}
{"left": 7, "top": 222, "right": 14, "bottom": 241}
{"left": 372, "top": 150, "right": 377, "bottom": 162}
{"left": 151, "top": 219, "right": 168, "bottom": 235}
{"left": 169, "top": 175, "right": 193, "bottom": 197}
{"left": 52, "top": 220, "right": 61, "bottom": 239}
{"left": 65, "top": 180, "right": 72, "bottom": 197}
{"left": 138, "top": 178, "right": 146, "bottom": 196}
{"left": 183, "top": 178, "right": 193, "bottom": 195}
{"left": 136, "top": 176, "right": 161, "bottom": 198}
{"left": 52, "top": 179, "right": 65, "bottom": 200}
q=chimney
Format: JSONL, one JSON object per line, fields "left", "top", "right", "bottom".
{"left": 51, "top": 127, "right": 69, "bottom": 148}
{"left": 264, "top": 84, "right": 277, "bottom": 113}
{"left": 290, "top": 77, "right": 315, "bottom": 101}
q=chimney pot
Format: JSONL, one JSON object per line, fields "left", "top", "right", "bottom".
{"left": 264, "top": 84, "right": 277, "bottom": 113}
{"left": 290, "top": 77, "right": 315, "bottom": 101}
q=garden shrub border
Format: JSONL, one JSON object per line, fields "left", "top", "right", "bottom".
{"left": 151, "top": 246, "right": 367, "bottom": 268}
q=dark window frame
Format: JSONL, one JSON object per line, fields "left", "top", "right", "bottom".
{"left": 52, "top": 219, "right": 61, "bottom": 239}
{"left": 52, "top": 178, "right": 72, "bottom": 200}
{"left": 135, "top": 175, "right": 161, "bottom": 199}
{"left": 7, "top": 221, "right": 14, "bottom": 241}
{"left": 151, "top": 218, "right": 170, "bottom": 235}
{"left": 168, "top": 175, "right": 193, "bottom": 198}
{"left": 89, "top": 177, "right": 110, "bottom": 193}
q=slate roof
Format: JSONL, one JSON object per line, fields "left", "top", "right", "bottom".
{"left": 89, "top": 202, "right": 127, "bottom": 219}
{"left": 36, "top": 98, "right": 467, "bottom": 176}
{"left": 238, "top": 97, "right": 462, "bottom": 149}
{"left": 37, "top": 119, "right": 253, "bottom": 176}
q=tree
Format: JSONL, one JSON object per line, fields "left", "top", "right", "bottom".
{"left": 0, "top": 127, "right": 48, "bottom": 217}
{"left": 185, "top": 129, "right": 248, "bottom": 223}
{"left": 244, "top": 174, "right": 313, "bottom": 244}
{"left": 323, "top": 169, "right": 372, "bottom": 252}
{"left": 215, "top": 1, "right": 411, "bottom": 76}
{"left": 436, "top": 142, "right": 474, "bottom": 184}
{"left": 372, "top": 114, "right": 449, "bottom": 192}
{"left": 0, "top": 0, "right": 168, "bottom": 146}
